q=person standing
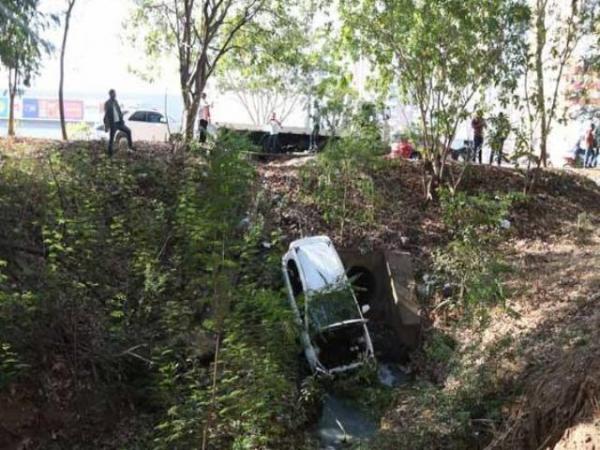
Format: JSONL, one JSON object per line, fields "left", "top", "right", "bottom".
{"left": 199, "top": 93, "right": 211, "bottom": 143}
{"left": 386, "top": 135, "right": 415, "bottom": 159}
{"left": 489, "top": 112, "right": 510, "bottom": 166}
{"left": 381, "top": 113, "right": 391, "bottom": 150}
{"left": 103, "top": 89, "right": 133, "bottom": 156}
{"left": 267, "top": 112, "right": 282, "bottom": 153}
{"left": 471, "top": 111, "right": 486, "bottom": 164}
{"left": 309, "top": 101, "right": 320, "bottom": 152}
{"left": 593, "top": 121, "right": 600, "bottom": 168}
{"left": 584, "top": 123, "right": 596, "bottom": 168}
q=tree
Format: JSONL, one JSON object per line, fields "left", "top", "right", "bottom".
{"left": 215, "top": 1, "right": 327, "bottom": 126}
{"left": 524, "top": 0, "right": 599, "bottom": 167}
{"left": 340, "top": 0, "right": 530, "bottom": 199}
{"left": 314, "top": 72, "right": 358, "bottom": 137}
{"left": 0, "top": 0, "right": 52, "bottom": 136}
{"left": 59, "top": 0, "right": 77, "bottom": 141}
{"left": 129, "top": 0, "right": 269, "bottom": 141}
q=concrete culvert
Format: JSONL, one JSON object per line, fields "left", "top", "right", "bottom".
{"left": 339, "top": 250, "right": 422, "bottom": 361}
{"left": 347, "top": 266, "right": 377, "bottom": 308}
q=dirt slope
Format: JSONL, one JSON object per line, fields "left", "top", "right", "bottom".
{"left": 1, "top": 138, "right": 599, "bottom": 449}
{"left": 259, "top": 156, "right": 600, "bottom": 449}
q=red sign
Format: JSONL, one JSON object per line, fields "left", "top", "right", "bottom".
{"left": 24, "top": 99, "right": 85, "bottom": 121}
{"left": 63, "top": 101, "right": 84, "bottom": 120}
{"left": 38, "top": 99, "right": 60, "bottom": 119}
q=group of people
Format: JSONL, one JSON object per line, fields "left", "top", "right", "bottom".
{"left": 102, "top": 89, "right": 214, "bottom": 155}
{"left": 385, "top": 111, "right": 511, "bottom": 165}
{"left": 470, "top": 111, "right": 511, "bottom": 165}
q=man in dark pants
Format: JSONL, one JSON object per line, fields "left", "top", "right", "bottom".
{"left": 471, "top": 110, "right": 486, "bottom": 164}
{"left": 103, "top": 89, "right": 133, "bottom": 156}
{"left": 309, "top": 101, "right": 320, "bottom": 152}
{"left": 584, "top": 123, "right": 596, "bottom": 168}
{"left": 489, "top": 112, "right": 510, "bottom": 166}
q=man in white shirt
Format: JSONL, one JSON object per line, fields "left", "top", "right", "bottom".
{"left": 267, "top": 112, "right": 282, "bottom": 153}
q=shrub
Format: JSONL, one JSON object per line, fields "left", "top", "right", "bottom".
{"left": 432, "top": 190, "right": 522, "bottom": 325}
{"left": 301, "top": 137, "right": 380, "bottom": 238}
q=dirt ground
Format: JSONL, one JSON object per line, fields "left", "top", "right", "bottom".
{"left": 483, "top": 231, "right": 600, "bottom": 449}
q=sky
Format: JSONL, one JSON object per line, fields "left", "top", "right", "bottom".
{"left": 35, "top": 0, "right": 178, "bottom": 95}
{"left": 4, "top": 0, "right": 296, "bottom": 128}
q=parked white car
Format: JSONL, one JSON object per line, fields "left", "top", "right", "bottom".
{"left": 95, "top": 109, "right": 170, "bottom": 143}
{"left": 282, "top": 236, "right": 375, "bottom": 375}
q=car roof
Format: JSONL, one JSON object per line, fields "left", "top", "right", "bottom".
{"left": 125, "top": 109, "right": 162, "bottom": 115}
{"left": 288, "top": 236, "right": 346, "bottom": 292}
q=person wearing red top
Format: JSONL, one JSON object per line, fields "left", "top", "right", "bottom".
{"left": 387, "top": 136, "right": 414, "bottom": 159}
{"left": 584, "top": 123, "right": 597, "bottom": 168}
{"left": 471, "top": 111, "right": 486, "bottom": 164}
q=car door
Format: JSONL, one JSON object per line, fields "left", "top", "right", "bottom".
{"left": 126, "top": 111, "right": 149, "bottom": 140}
{"left": 146, "top": 112, "right": 168, "bottom": 142}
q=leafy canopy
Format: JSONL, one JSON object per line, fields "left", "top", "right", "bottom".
{"left": 340, "top": 0, "right": 530, "bottom": 156}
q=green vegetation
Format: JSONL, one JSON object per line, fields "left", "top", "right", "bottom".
{"left": 301, "top": 137, "right": 380, "bottom": 239}
{"left": 432, "top": 190, "right": 522, "bottom": 325}
{"left": 340, "top": 0, "right": 530, "bottom": 196}
{"left": 2, "top": 0, "right": 600, "bottom": 448}
{"left": 0, "top": 136, "right": 312, "bottom": 448}
{"left": 1, "top": 134, "right": 599, "bottom": 448}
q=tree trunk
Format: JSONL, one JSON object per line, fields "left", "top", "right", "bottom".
{"left": 184, "top": 105, "right": 198, "bottom": 141}
{"left": 7, "top": 69, "right": 17, "bottom": 137}
{"left": 535, "top": 0, "right": 548, "bottom": 167}
{"left": 59, "top": 0, "right": 76, "bottom": 142}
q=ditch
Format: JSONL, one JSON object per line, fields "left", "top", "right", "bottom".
{"left": 307, "top": 249, "right": 422, "bottom": 448}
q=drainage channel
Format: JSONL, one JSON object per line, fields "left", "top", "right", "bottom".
{"left": 314, "top": 363, "right": 411, "bottom": 449}
{"left": 313, "top": 249, "right": 421, "bottom": 449}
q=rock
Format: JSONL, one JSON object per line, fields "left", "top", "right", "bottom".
{"left": 237, "top": 217, "right": 251, "bottom": 229}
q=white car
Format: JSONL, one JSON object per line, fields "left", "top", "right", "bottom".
{"left": 282, "top": 236, "right": 375, "bottom": 375}
{"left": 95, "top": 109, "right": 171, "bottom": 143}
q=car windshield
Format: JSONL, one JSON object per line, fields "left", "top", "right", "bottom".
{"left": 307, "top": 284, "right": 361, "bottom": 333}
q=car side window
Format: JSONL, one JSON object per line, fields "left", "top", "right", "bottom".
{"left": 148, "top": 112, "right": 163, "bottom": 123}
{"left": 129, "top": 111, "right": 147, "bottom": 122}
{"left": 287, "top": 260, "right": 307, "bottom": 325}
{"left": 287, "top": 260, "right": 303, "bottom": 297}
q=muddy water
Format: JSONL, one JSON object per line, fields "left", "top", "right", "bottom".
{"left": 316, "top": 394, "right": 377, "bottom": 449}
{"left": 315, "top": 363, "right": 409, "bottom": 449}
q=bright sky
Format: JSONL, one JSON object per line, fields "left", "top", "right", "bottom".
{"left": 35, "top": 0, "right": 178, "bottom": 95}
{"left": 17, "top": 0, "right": 305, "bottom": 127}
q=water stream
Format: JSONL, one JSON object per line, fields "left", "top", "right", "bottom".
{"left": 314, "top": 363, "right": 409, "bottom": 449}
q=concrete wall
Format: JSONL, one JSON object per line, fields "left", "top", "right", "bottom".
{"left": 339, "top": 250, "right": 421, "bottom": 351}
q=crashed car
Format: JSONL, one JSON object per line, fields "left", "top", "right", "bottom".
{"left": 282, "top": 236, "right": 375, "bottom": 375}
